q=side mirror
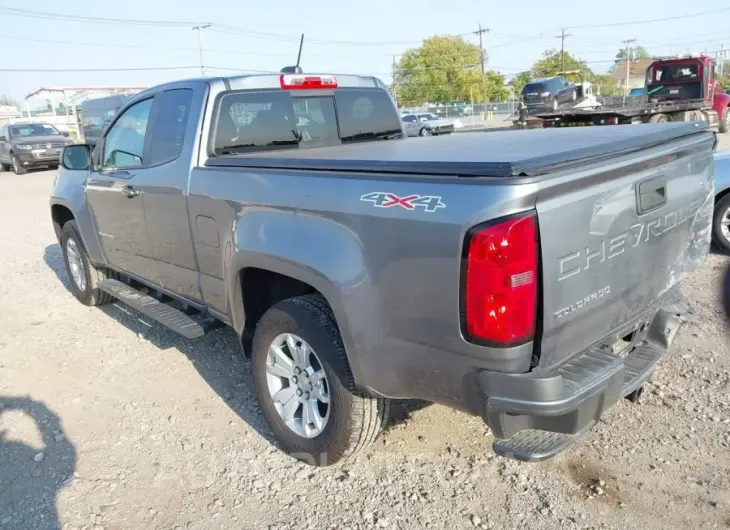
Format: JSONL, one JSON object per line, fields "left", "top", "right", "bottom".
{"left": 0, "top": 136, "right": 6, "bottom": 142}
{"left": 61, "top": 131, "right": 70, "bottom": 137}
{"left": 61, "top": 144, "right": 91, "bottom": 171}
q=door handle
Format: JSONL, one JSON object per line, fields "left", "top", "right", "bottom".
{"left": 122, "top": 185, "right": 140, "bottom": 198}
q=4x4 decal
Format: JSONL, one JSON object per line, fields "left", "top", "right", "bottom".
{"left": 360, "top": 192, "right": 445, "bottom": 212}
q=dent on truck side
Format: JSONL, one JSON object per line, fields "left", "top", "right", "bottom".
{"left": 227, "top": 207, "right": 375, "bottom": 386}
{"left": 50, "top": 168, "right": 104, "bottom": 265}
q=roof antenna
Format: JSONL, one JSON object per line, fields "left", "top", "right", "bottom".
{"left": 281, "top": 34, "right": 304, "bottom": 74}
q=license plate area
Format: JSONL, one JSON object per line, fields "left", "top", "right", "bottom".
{"left": 609, "top": 318, "right": 652, "bottom": 358}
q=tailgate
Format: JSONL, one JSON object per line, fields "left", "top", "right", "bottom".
{"left": 535, "top": 130, "right": 714, "bottom": 368}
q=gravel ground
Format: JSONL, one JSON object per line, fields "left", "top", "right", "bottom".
{"left": 1, "top": 135, "right": 729, "bottom": 530}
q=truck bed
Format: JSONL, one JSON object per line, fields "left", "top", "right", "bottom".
{"left": 206, "top": 122, "right": 708, "bottom": 178}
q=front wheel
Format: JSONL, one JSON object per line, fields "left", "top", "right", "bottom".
{"left": 251, "top": 295, "right": 390, "bottom": 466}
{"left": 419, "top": 127, "right": 431, "bottom": 136}
{"left": 60, "top": 220, "right": 117, "bottom": 305}
{"left": 720, "top": 110, "right": 730, "bottom": 133}
{"left": 11, "top": 155, "right": 27, "bottom": 175}
{"left": 713, "top": 194, "right": 730, "bottom": 254}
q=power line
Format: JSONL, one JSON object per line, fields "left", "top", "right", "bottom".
{"left": 564, "top": 7, "right": 730, "bottom": 29}
{"left": 0, "top": 66, "right": 201, "bottom": 72}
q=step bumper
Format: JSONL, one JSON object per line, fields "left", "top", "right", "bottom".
{"left": 476, "top": 304, "right": 685, "bottom": 462}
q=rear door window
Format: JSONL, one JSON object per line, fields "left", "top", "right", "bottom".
{"left": 148, "top": 89, "right": 194, "bottom": 165}
{"left": 211, "top": 88, "right": 401, "bottom": 155}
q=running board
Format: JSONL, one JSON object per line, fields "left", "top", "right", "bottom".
{"left": 99, "top": 279, "right": 214, "bottom": 339}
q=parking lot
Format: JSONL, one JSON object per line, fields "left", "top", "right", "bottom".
{"left": 1, "top": 133, "right": 730, "bottom": 530}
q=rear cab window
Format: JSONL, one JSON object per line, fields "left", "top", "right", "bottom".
{"left": 210, "top": 87, "right": 402, "bottom": 156}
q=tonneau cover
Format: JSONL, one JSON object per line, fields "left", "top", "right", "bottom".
{"left": 206, "top": 122, "right": 709, "bottom": 178}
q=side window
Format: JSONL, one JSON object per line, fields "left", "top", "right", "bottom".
{"left": 103, "top": 98, "right": 153, "bottom": 168}
{"left": 402, "top": 115, "right": 417, "bottom": 123}
{"left": 148, "top": 89, "right": 193, "bottom": 166}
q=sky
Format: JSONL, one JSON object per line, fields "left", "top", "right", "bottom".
{"left": 1, "top": 0, "right": 729, "bottom": 108}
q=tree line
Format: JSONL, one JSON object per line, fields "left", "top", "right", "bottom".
{"left": 393, "top": 36, "right": 730, "bottom": 106}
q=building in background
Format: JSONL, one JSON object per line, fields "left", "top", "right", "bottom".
{"left": 610, "top": 58, "right": 653, "bottom": 92}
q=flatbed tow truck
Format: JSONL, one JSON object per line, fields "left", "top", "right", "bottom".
{"left": 522, "top": 56, "right": 730, "bottom": 133}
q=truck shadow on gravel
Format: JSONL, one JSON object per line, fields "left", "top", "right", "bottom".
{"left": 43, "top": 244, "right": 72, "bottom": 291}
{"left": 43, "top": 243, "right": 429, "bottom": 445}
{"left": 0, "top": 396, "right": 77, "bottom": 530}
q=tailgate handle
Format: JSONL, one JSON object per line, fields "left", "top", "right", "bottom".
{"left": 637, "top": 176, "right": 667, "bottom": 214}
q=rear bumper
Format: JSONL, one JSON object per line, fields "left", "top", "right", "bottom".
{"left": 474, "top": 293, "right": 688, "bottom": 461}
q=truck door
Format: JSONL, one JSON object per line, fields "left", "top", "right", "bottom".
{"left": 85, "top": 97, "right": 159, "bottom": 283}
{"left": 135, "top": 86, "right": 204, "bottom": 302}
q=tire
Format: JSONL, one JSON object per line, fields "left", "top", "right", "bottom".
{"left": 251, "top": 294, "right": 390, "bottom": 466}
{"left": 11, "top": 154, "right": 27, "bottom": 175}
{"left": 419, "top": 127, "right": 431, "bottom": 137}
{"left": 60, "top": 220, "right": 118, "bottom": 306}
{"left": 712, "top": 194, "right": 730, "bottom": 254}
{"left": 571, "top": 90, "right": 577, "bottom": 102}
{"left": 720, "top": 110, "right": 730, "bottom": 134}
{"left": 649, "top": 113, "right": 668, "bottom": 124}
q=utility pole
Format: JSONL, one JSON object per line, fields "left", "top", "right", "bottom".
{"left": 622, "top": 39, "right": 636, "bottom": 104}
{"left": 720, "top": 44, "right": 725, "bottom": 78}
{"left": 475, "top": 24, "right": 490, "bottom": 114}
{"left": 557, "top": 29, "right": 572, "bottom": 72}
{"left": 192, "top": 23, "right": 211, "bottom": 76}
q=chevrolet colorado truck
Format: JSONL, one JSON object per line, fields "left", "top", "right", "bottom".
{"left": 50, "top": 71, "right": 715, "bottom": 466}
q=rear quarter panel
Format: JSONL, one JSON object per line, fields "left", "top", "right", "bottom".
{"left": 715, "top": 151, "right": 730, "bottom": 196}
{"left": 187, "top": 166, "right": 539, "bottom": 407}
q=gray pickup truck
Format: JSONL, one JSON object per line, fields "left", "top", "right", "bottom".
{"left": 50, "top": 71, "right": 715, "bottom": 466}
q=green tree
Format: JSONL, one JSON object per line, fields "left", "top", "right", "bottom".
{"left": 394, "top": 35, "right": 508, "bottom": 106}
{"left": 608, "top": 45, "right": 651, "bottom": 73}
{"left": 508, "top": 71, "right": 532, "bottom": 98}
{"left": 530, "top": 48, "right": 592, "bottom": 80}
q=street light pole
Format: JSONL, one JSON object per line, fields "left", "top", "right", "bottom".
{"left": 192, "top": 23, "right": 211, "bottom": 76}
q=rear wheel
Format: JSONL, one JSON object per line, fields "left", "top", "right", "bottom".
{"left": 713, "top": 194, "right": 730, "bottom": 254}
{"left": 251, "top": 294, "right": 390, "bottom": 466}
{"left": 60, "top": 220, "right": 118, "bottom": 305}
{"left": 649, "top": 113, "right": 668, "bottom": 124}
{"left": 11, "top": 154, "right": 27, "bottom": 175}
{"left": 720, "top": 110, "right": 730, "bottom": 133}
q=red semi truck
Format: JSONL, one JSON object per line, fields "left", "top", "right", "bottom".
{"left": 530, "top": 56, "right": 730, "bottom": 133}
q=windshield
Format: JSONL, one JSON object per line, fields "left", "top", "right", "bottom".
{"left": 212, "top": 88, "right": 403, "bottom": 155}
{"left": 9, "top": 124, "right": 60, "bottom": 137}
{"left": 522, "top": 83, "right": 546, "bottom": 95}
{"left": 417, "top": 113, "right": 439, "bottom": 121}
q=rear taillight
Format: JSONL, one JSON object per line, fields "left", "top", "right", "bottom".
{"left": 280, "top": 74, "right": 338, "bottom": 90}
{"left": 462, "top": 213, "right": 538, "bottom": 346}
